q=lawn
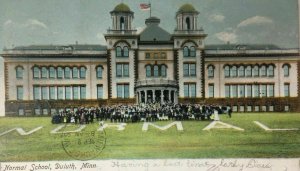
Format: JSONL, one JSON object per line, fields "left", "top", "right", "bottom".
{"left": 0, "top": 113, "right": 299, "bottom": 161}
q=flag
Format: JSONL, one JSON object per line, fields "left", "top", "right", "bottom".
{"left": 140, "top": 3, "right": 151, "bottom": 11}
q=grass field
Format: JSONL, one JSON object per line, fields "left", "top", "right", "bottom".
{"left": 0, "top": 113, "right": 299, "bottom": 161}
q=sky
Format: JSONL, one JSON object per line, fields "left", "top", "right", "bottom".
{"left": 0, "top": 0, "right": 299, "bottom": 115}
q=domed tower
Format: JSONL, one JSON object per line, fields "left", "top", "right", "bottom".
{"left": 173, "top": 4, "right": 207, "bottom": 100}
{"left": 176, "top": 3, "right": 199, "bottom": 31}
{"left": 110, "top": 3, "right": 134, "bottom": 30}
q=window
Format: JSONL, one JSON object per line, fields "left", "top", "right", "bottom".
{"left": 123, "top": 46, "right": 129, "bottom": 57}
{"left": 57, "top": 67, "right": 63, "bottom": 79}
{"left": 42, "top": 87, "right": 48, "bottom": 100}
{"left": 268, "top": 65, "right": 274, "bottom": 77}
{"left": 35, "top": 109, "right": 41, "bottom": 115}
{"left": 231, "top": 85, "right": 237, "bottom": 98}
{"left": 208, "top": 84, "right": 214, "bottom": 98}
{"left": 145, "top": 53, "right": 150, "bottom": 59}
{"left": 186, "top": 17, "right": 191, "bottom": 30}
{"left": 161, "top": 52, "right": 166, "bottom": 59}
{"left": 238, "top": 66, "right": 245, "bottom": 77}
{"left": 80, "top": 86, "right": 86, "bottom": 99}
{"left": 146, "top": 65, "right": 152, "bottom": 77}
{"left": 49, "top": 67, "right": 56, "bottom": 78}
{"left": 116, "top": 46, "right": 122, "bottom": 57}
{"left": 247, "top": 106, "right": 252, "bottom": 112}
{"left": 207, "top": 65, "right": 214, "bottom": 78}
{"left": 253, "top": 65, "right": 259, "bottom": 77}
{"left": 117, "top": 84, "right": 129, "bottom": 98}
{"left": 183, "top": 63, "right": 196, "bottom": 77}
{"left": 65, "top": 87, "right": 71, "bottom": 100}
{"left": 97, "top": 85, "right": 103, "bottom": 99}
{"left": 120, "top": 17, "right": 125, "bottom": 30}
{"left": 224, "top": 65, "right": 230, "bottom": 77}
{"left": 33, "top": 86, "right": 40, "bottom": 100}
{"left": 154, "top": 65, "right": 159, "bottom": 77}
{"left": 184, "top": 83, "right": 196, "bottom": 98}
{"left": 283, "top": 64, "right": 290, "bottom": 77}
{"left": 116, "top": 63, "right": 129, "bottom": 77}
{"left": 260, "top": 65, "right": 267, "bottom": 77}
{"left": 246, "top": 66, "right": 252, "bottom": 77}
{"left": 183, "top": 47, "right": 189, "bottom": 57}
{"left": 41, "top": 67, "right": 48, "bottom": 78}
{"left": 231, "top": 66, "right": 237, "bottom": 77}
{"left": 65, "top": 67, "right": 71, "bottom": 79}
{"left": 49, "top": 86, "right": 56, "bottom": 100}
{"left": 33, "top": 66, "right": 40, "bottom": 79}
{"left": 96, "top": 66, "right": 103, "bottom": 79}
{"left": 284, "top": 83, "right": 290, "bottom": 97}
{"left": 72, "top": 67, "right": 78, "bottom": 78}
{"left": 268, "top": 84, "right": 274, "bottom": 97}
{"left": 16, "top": 66, "right": 23, "bottom": 79}
{"left": 253, "top": 85, "right": 259, "bottom": 97}
{"left": 80, "top": 67, "right": 86, "bottom": 78}
{"left": 161, "top": 65, "right": 167, "bottom": 77}
{"left": 190, "top": 46, "right": 196, "bottom": 57}
{"left": 43, "top": 109, "right": 48, "bottom": 115}
{"left": 17, "top": 86, "right": 23, "bottom": 100}
{"left": 260, "top": 85, "right": 267, "bottom": 97}
{"left": 57, "top": 87, "right": 64, "bottom": 100}
{"left": 225, "top": 85, "right": 230, "bottom": 98}
{"left": 246, "top": 85, "right": 252, "bottom": 97}
{"left": 73, "top": 86, "right": 79, "bottom": 100}
{"left": 18, "top": 109, "right": 25, "bottom": 116}
{"left": 239, "top": 85, "right": 245, "bottom": 97}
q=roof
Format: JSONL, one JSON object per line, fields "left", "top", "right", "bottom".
{"left": 11, "top": 44, "right": 107, "bottom": 51}
{"left": 139, "top": 17, "right": 171, "bottom": 42}
{"left": 112, "top": 3, "right": 131, "bottom": 13}
{"left": 205, "top": 44, "right": 281, "bottom": 50}
{"left": 178, "top": 4, "right": 198, "bottom": 13}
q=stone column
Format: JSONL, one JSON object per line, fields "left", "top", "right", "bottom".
{"left": 139, "top": 91, "right": 142, "bottom": 103}
{"left": 174, "top": 91, "right": 178, "bottom": 104}
{"left": 145, "top": 90, "right": 148, "bottom": 104}
{"left": 169, "top": 90, "right": 171, "bottom": 102}
{"left": 153, "top": 90, "right": 156, "bottom": 103}
{"left": 161, "top": 90, "right": 164, "bottom": 104}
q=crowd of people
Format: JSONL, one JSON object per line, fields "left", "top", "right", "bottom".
{"left": 51, "top": 103, "right": 232, "bottom": 124}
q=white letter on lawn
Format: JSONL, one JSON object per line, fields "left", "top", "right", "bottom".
{"left": 0, "top": 126, "right": 43, "bottom": 136}
{"left": 254, "top": 121, "right": 299, "bottom": 131}
{"left": 203, "top": 121, "right": 244, "bottom": 131}
{"left": 98, "top": 121, "right": 127, "bottom": 131}
{"left": 50, "top": 125, "right": 86, "bottom": 134}
{"left": 142, "top": 121, "right": 183, "bottom": 131}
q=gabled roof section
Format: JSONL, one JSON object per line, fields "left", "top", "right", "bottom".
{"left": 139, "top": 17, "right": 171, "bottom": 42}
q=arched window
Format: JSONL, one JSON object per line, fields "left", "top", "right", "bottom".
{"left": 65, "top": 67, "right": 71, "bottom": 79}
{"left": 41, "top": 67, "right": 48, "bottom": 78}
{"left": 231, "top": 66, "right": 237, "bottom": 77}
{"left": 123, "top": 46, "right": 129, "bottom": 57}
{"left": 153, "top": 65, "right": 159, "bottom": 77}
{"left": 268, "top": 65, "right": 274, "bottom": 77}
{"left": 57, "top": 67, "right": 63, "bottom": 78}
{"left": 72, "top": 67, "right": 78, "bottom": 78}
{"left": 186, "top": 17, "right": 191, "bottom": 30}
{"left": 238, "top": 66, "right": 245, "bottom": 77}
{"left": 253, "top": 65, "right": 259, "bottom": 77}
{"left": 260, "top": 65, "right": 267, "bottom": 77}
{"left": 96, "top": 66, "right": 103, "bottom": 79}
{"left": 283, "top": 64, "right": 290, "bottom": 77}
{"left": 16, "top": 66, "right": 23, "bottom": 79}
{"left": 146, "top": 65, "right": 152, "bottom": 77}
{"left": 49, "top": 67, "right": 56, "bottom": 78}
{"left": 224, "top": 65, "right": 230, "bottom": 77}
{"left": 208, "top": 65, "right": 214, "bottom": 78}
{"left": 80, "top": 67, "right": 86, "bottom": 78}
{"left": 161, "top": 65, "right": 167, "bottom": 77}
{"left": 246, "top": 66, "right": 252, "bottom": 77}
{"left": 190, "top": 46, "right": 196, "bottom": 57}
{"left": 33, "top": 66, "right": 40, "bottom": 79}
{"left": 183, "top": 46, "right": 189, "bottom": 57}
{"left": 120, "top": 17, "right": 125, "bottom": 30}
{"left": 116, "top": 46, "right": 122, "bottom": 57}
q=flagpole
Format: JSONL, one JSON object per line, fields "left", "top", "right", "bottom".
{"left": 149, "top": 2, "right": 151, "bottom": 17}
